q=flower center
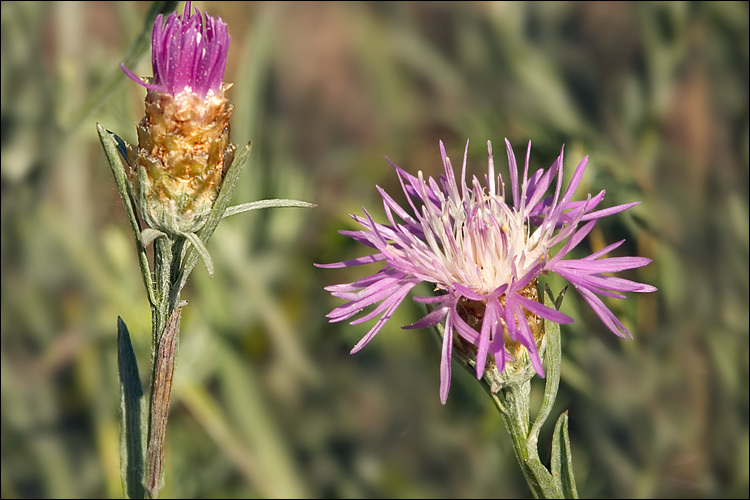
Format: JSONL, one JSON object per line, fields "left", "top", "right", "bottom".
{"left": 425, "top": 185, "right": 546, "bottom": 295}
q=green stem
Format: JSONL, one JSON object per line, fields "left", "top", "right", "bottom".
{"left": 145, "top": 301, "right": 183, "bottom": 498}
{"left": 144, "top": 235, "right": 183, "bottom": 498}
{"left": 488, "top": 383, "right": 563, "bottom": 499}
{"left": 493, "top": 382, "right": 539, "bottom": 496}
{"left": 151, "top": 235, "right": 172, "bottom": 348}
{"left": 438, "top": 284, "right": 577, "bottom": 499}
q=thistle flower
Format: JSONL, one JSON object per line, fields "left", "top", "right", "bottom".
{"left": 319, "top": 140, "right": 656, "bottom": 404}
{"left": 121, "top": 1, "right": 235, "bottom": 235}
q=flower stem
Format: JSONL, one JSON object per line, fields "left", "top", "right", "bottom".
{"left": 441, "top": 284, "right": 578, "bottom": 499}
{"left": 144, "top": 235, "right": 184, "bottom": 498}
{"left": 481, "top": 284, "right": 577, "bottom": 499}
{"left": 145, "top": 302, "right": 182, "bottom": 498}
{"left": 488, "top": 382, "right": 564, "bottom": 499}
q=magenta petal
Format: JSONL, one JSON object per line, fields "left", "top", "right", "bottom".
{"left": 350, "top": 284, "right": 414, "bottom": 325}
{"left": 514, "top": 302, "right": 545, "bottom": 376}
{"left": 560, "top": 256, "right": 653, "bottom": 273}
{"left": 451, "top": 310, "right": 478, "bottom": 343}
{"left": 120, "top": 63, "right": 163, "bottom": 91}
{"left": 505, "top": 138, "right": 520, "bottom": 209}
{"left": 314, "top": 253, "right": 386, "bottom": 269}
{"left": 515, "top": 294, "right": 574, "bottom": 324}
{"left": 576, "top": 286, "right": 633, "bottom": 339}
{"left": 582, "top": 201, "right": 641, "bottom": 221}
{"left": 439, "top": 308, "right": 456, "bottom": 404}
{"left": 350, "top": 299, "right": 402, "bottom": 354}
{"left": 404, "top": 304, "right": 450, "bottom": 329}
{"left": 125, "top": 2, "right": 230, "bottom": 98}
{"left": 475, "top": 298, "right": 502, "bottom": 378}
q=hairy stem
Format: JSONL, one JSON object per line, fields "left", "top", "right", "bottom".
{"left": 145, "top": 301, "right": 184, "bottom": 498}
{"left": 488, "top": 383, "right": 563, "bottom": 499}
{"left": 145, "top": 236, "right": 183, "bottom": 498}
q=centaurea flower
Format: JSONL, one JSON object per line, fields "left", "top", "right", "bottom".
{"left": 319, "top": 140, "right": 656, "bottom": 404}
{"left": 121, "top": 1, "right": 234, "bottom": 235}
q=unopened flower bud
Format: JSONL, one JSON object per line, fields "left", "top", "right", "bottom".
{"left": 121, "top": 1, "right": 235, "bottom": 235}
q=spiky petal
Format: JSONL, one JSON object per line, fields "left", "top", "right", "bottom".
{"left": 121, "top": 1, "right": 230, "bottom": 99}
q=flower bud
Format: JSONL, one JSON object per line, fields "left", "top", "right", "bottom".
{"left": 122, "top": 1, "right": 234, "bottom": 234}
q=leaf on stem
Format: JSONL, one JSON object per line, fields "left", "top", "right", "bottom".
{"left": 182, "top": 230, "right": 214, "bottom": 278}
{"left": 222, "top": 199, "right": 317, "bottom": 218}
{"left": 551, "top": 411, "right": 579, "bottom": 499}
{"left": 97, "top": 123, "right": 156, "bottom": 307}
{"left": 117, "top": 317, "right": 146, "bottom": 499}
{"left": 528, "top": 284, "right": 563, "bottom": 445}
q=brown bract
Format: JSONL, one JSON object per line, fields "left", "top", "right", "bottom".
{"left": 131, "top": 83, "right": 236, "bottom": 234}
{"left": 455, "top": 278, "right": 544, "bottom": 387}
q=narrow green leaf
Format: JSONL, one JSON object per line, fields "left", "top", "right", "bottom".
{"left": 152, "top": 235, "right": 174, "bottom": 347}
{"left": 222, "top": 199, "right": 317, "bottom": 218}
{"left": 182, "top": 230, "right": 215, "bottom": 278}
{"left": 200, "top": 141, "right": 253, "bottom": 237}
{"left": 117, "top": 317, "right": 146, "bottom": 499}
{"left": 551, "top": 411, "right": 579, "bottom": 498}
{"left": 529, "top": 284, "right": 563, "bottom": 444}
{"left": 550, "top": 411, "right": 564, "bottom": 492}
{"left": 97, "top": 123, "right": 156, "bottom": 307}
{"left": 522, "top": 457, "right": 564, "bottom": 499}
{"left": 559, "top": 411, "right": 579, "bottom": 499}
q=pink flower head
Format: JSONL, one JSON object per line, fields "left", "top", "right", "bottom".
{"left": 121, "top": 1, "right": 230, "bottom": 99}
{"left": 318, "top": 140, "right": 656, "bottom": 404}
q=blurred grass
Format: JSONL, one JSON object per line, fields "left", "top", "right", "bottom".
{"left": 1, "top": 1, "right": 748, "bottom": 498}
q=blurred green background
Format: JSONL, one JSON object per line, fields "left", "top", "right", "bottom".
{"left": 2, "top": 1, "right": 748, "bottom": 498}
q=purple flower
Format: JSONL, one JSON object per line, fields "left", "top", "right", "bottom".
{"left": 121, "top": 1, "right": 230, "bottom": 99}
{"left": 120, "top": 1, "right": 235, "bottom": 236}
{"left": 319, "top": 140, "right": 656, "bottom": 404}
